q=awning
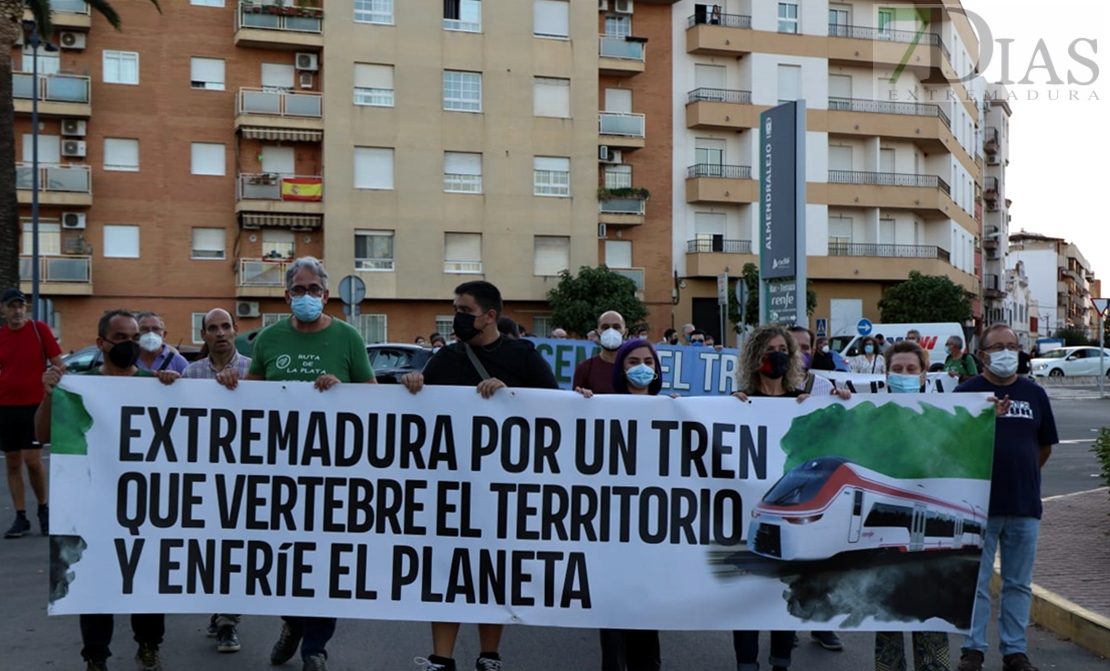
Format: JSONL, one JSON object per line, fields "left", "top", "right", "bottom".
{"left": 240, "top": 213, "right": 323, "bottom": 229}
{"left": 240, "top": 128, "right": 323, "bottom": 142}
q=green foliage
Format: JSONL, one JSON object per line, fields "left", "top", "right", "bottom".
{"left": 597, "top": 187, "right": 650, "bottom": 201}
{"left": 1091, "top": 427, "right": 1110, "bottom": 514}
{"left": 1052, "top": 327, "right": 1094, "bottom": 347}
{"left": 878, "top": 271, "right": 972, "bottom": 324}
{"left": 780, "top": 401, "right": 996, "bottom": 479}
{"left": 546, "top": 265, "right": 649, "bottom": 338}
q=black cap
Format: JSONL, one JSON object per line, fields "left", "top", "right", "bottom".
{"left": 1, "top": 288, "right": 27, "bottom": 306}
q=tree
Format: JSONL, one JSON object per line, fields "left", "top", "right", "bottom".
{"left": 546, "top": 265, "right": 648, "bottom": 337}
{"left": 1052, "top": 327, "right": 1092, "bottom": 347}
{"left": 727, "top": 262, "right": 818, "bottom": 332}
{"left": 0, "top": 0, "right": 161, "bottom": 294}
{"left": 878, "top": 271, "right": 972, "bottom": 324}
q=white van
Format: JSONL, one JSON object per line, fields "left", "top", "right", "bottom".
{"left": 828, "top": 323, "right": 968, "bottom": 370}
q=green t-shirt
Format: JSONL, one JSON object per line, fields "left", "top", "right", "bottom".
{"left": 248, "top": 317, "right": 374, "bottom": 383}
{"left": 81, "top": 367, "right": 154, "bottom": 377}
{"left": 943, "top": 353, "right": 979, "bottom": 379}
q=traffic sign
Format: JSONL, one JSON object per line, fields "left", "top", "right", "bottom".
{"left": 734, "top": 279, "right": 747, "bottom": 310}
{"left": 1093, "top": 298, "right": 1110, "bottom": 317}
{"left": 816, "top": 318, "right": 828, "bottom": 338}
{"left": 717, "top": 273, "right": 729, "bottom": 306}
{"left": 857, "top": 318, "right": 873, "bottom": 336}
{"left": 337, "top": 275, "right": 366, "bottom": 305}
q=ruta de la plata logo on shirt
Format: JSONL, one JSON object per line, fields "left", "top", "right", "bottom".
{"left": 276, "top": 354, "right": 292, "bottom": 370}
{"left": 1002, "top": 400, "right": 1034, "bottom": 420}
{"left": 286, "top": 353, "right": 327, "bottom": 376}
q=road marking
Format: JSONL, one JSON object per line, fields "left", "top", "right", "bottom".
{"left": 1042, "top": 486, "right": 1109, "bottom": 502}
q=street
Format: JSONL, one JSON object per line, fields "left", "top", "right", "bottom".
{"left": 1, "top": 394, "right": 1106, "bottom": 670}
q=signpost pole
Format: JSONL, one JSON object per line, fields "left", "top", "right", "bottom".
{"left": 794, "top": 99, "right": 808, "bottom": 329}
{"left": 1094, "top": 298, "right": 1109, "bottom": 399}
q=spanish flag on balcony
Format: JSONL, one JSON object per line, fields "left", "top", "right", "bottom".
{"left": 281, "top": 178, "right": 323, "bottom": 202}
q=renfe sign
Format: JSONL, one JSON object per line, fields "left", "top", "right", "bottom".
{"left": 759, "top": 101, "right": 807, "bottom": 327}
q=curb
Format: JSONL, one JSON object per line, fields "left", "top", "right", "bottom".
{"left": 989, "top": 573, "right": 1110, "bottom": 659}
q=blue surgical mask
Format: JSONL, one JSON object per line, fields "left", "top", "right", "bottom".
{"left": 291, "top": 295, "right": 324, "bottom": 322}
{"left": 864, "top": 345, "right": 875, "bottom": 354}
{"left": 888, "top": 373, "right": 922, "bottom": 394}
{"left": 432, "top": 347, "right": 441, "bottom": 354}
{"left": 691, "top": 341, "right": 704, "bottom": 347}
{"left": 626, "top": 363, "right": 656, "bottom": 389}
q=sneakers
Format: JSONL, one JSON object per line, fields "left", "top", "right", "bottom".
{"left": 135, "top": 643, "right": 162, "bottom": 671}
{"left": 84, "top": 661, "right": 108, "bottom": 671}
{"left": 38, "top": 504, "right": 49, "bottom": 535}
{"left": 811, "top": 630, "right": 844, "bottom": 651}
{"left": 475, "top": 654, "right": 502, "bottom": 671}
{"left": 957, "top": 649, "right": 985, "bottom": 671}
{"left": 3, "top": 515, "right": 30, "bottom": 538}
{"left": 270, "top": 620, "right": 304, "bottom": 665}
{"left": 206, "top": 614, "right": 219, "bottom": 637}
{"left": 1002, "top": 653, "right": 1040, "bottom": 671}
{"left": 302, "top": 654, "right": 328, "bottom": 671}
{"left": 217, "top": 624, "right": 241, "bottom": 653}
{"left": 415, "top": 656, "right": 456, "bottom": 671}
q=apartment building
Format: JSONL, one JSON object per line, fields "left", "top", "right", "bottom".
{"left": 15, "top": 0, "right": 606, "bottom": 346}
{"left": 671, "top": 0, "right": 985, "bottom": 342}
{"left": 981, "top": 83, "right": 1011, "bottom": 326}
{"left": 1009, "top": 231, "right": 1098, "bottom": 338}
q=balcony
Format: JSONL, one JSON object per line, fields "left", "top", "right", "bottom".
{"left": 685, "top": 164, "right": 756, "bottom": 204}
{"left": 829, "top": 170, "right": 950, "bottom": 193}
{"left": 983, "top": 225, "right": 999, "bottom": 249}
{"left": 812, "top": 243, "right": 975, "bottom": 290}
{"left": 237, "top": 258, "right": 298, "bottom": 298}
{"left": 598, "top": 112, "right": 645, "bottom": 149}
{"left": 235, "top": 88, "right": 324, "bottom": 138}
{"left": 23, "top": 0, "right": 91, "bottom": 30}
{"left": 984, "top": 127, "right": 999, "bottom": 154}
{"left": 685, "top": 88, "right": 756, "bottom": 131}
{"left": 236, "top": 173, "right": 324, "bottom": 216}
{"left": 984, "top": 176, "right": 999, "bottom": 203}
{"left": 828, "top": 243, "right": 951, "bottom": 262}
{"left": 828, "top": 23, "right": 950, "bottom": 73}
{"left": 825, "top": 170, "right": 962, "bottom": 220}
{"left": 685, "top": 238, "right": 756, "bottom": 277}
{"left": 686, "top": 12, "right": 753, "bottom": 57}
{"left": 984, "top": 273, "right": 1004, "bottom": 298}
{"left": 19, "top": 254, "right": 93, "bottom": 296}
{"left": 12, "top": 73, "right": 92, "bottom": 117}
{"left": 235, "top": 1, "right": 323, "bottom": 49}
{"left": 599, "top": 36, "right": 646, "bottom": 77}
{"left": 15, "top": 163, "right": 92, "bottom": 207}
{"left": 598, "top": 191, "right": 647, "bottom": 226}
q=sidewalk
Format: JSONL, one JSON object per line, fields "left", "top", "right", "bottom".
{"left": 995, "top": 488, "right": 1110, "bottom": 658}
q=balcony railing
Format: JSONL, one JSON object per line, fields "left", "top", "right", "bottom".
{"left": 599, "top": 35, "right": 645, "bottom": 61}
{"left": 984, "top": 274, "right": 1001, "bottom": 291}
{"left": 599, "top": 198, "right": 646, "bottom": 215}
{"left": 828, "top": 170, "right": 951, "bottom": 195}
{"left": 238, "top": 258, "right": 295, "bottom": 287}
{"left": 237, "top": 173, "right": 323, "bottom": 201}
{"left": 15, "top": 163, "right": 91, "bottom": 193}
{"left": 828, "top": 243, "right": 951, "bottom": 263}
{"left": 237, "top": 87, "right": 322, "bottom": 118}
{"left": 687, "top": 12, "right": 751, "bottom": 29}
{"left": 984, "top": 127, "right": 999, "bottom": 152}
{"left": 237, "top": 1, "right": 323, "bottom": 33}
{"left": 599, "top": 112, "right": 645, "bottom": 137}
{"left": 19, "top": 255, "right": 91, "bottom": 283}
{"left": 827, "top": 97, "right": 950, "bottom": 128}
{"left": 687, "top": 88, "right": 752, "bottom": 105}
{"left": 687, "top": 164, "right": 752, "bottom": 180}
{"left": 829, "top": 23, "right": 950, "bottom": 61}
{"left": 687, "top": 238, "right": 753, "bottom": 254}
{"left": 984, "top": 176, "right": 999, "bottom": 194}
{"left": 12, "top": 73, "right": 91, "bottom": 104}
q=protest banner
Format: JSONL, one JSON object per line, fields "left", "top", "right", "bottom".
{"left": 814, "top": 370, "right": 960, "bottom": 394}
{"left": 49, "top": 378, "right": 994, "bottom": 633}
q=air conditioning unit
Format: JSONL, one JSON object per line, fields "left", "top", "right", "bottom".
{"left": 236, "top": 301, "right": 261, "bottom": 319}
{"left": 614, "top": 0, "right": 634, "bottom": 14}
{"left": 61, "top": 119, "right": 87, "bottom": 137}
{"left": 295, "top": 52, "right": 319, "bottom": 72}
{"left": 599, "top": 146, "right": 623, "bottom": 164}
{"left": 62, "top": 140, "right": 87, "bottom": 158}
{"left": 598, "top": 223, "right": 607, "bottom": 238}
{"left": 987, "top": 202, "right": 999, "bottom": 212}
{"left": 62, "top": 212, "right": 86, "bottom": 229}
{"left": 299, "top": 72, "right": 314, "bottom": 89}
{"left": 986, "top": 154, "right": 1000, "bottom": 165}
{"left": 59, "top": 31, "right": 86, "bottom": 50}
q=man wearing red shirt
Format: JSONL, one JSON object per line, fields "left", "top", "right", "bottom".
{"left": 0, "top": 288, "right": 63, "bottom": 538}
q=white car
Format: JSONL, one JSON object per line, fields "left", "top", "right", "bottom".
{"left": 1030, "top": 346, "right": 1110, "bottom": 378}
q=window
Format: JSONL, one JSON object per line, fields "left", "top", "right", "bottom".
{"left": 190, "top": 57, "right": 225, "bottom": 90}
{"left": 354, "top": 0, "right": 393, "bottom": 24}
{"left": 604, "top": 15, "right": 631, "bottom": 37}
{"left": 353, "top": 147, "right": 394, "bottom": 189}
{"left": 444, "top": 233, "right": 482, "bottom": 273}
{"left": 605, "top": 240, "right": 632, "bottom": 269}
{"left": 829, "top": 4, "right": 850, "bottom": 34}
{"left": 21, "top": 222, "right": 60, "bottom": 256}
{"left": 604, "top": 87, "right": 632, "bottom": 113}
{"left": 604, "top": 164, "right": 632, "bottom": 189}
{"left": 355, "top": 230, "right": 394, "bottom": 270}
{"left": 262, "top": 313, "right": 290, "bottom": 328}
{"left": 22, "top": 46, "right": 59, "bottom": 75}
{"left": 354, "top": 314, "right": 388, "bottom": 344}
{"left": 829, "top": 215, "right": 853, "bottom": 251}
{"left": 695, "top": 138, "right": 726, "bottom": 170}
{"left": 22, "top": 134, "right": 60, "bottom": 163}
{"left": 533, "top": 156, "right": 570, "bottom": 197}
{"left": 190, "top": 143, "right": 226, "bottom": 176}
{"left": 444, "top": 0, "right": 481, "bottom": 32}
{"left": 533, "top": 236, "right": 570, "bottom": 276}
{"left": 694, "top": 212, "right": 726, "bottom": 241}
{"left": 103, "top": 50, "right": 139, "bottom": 85}
{"left": 532, "top": 316, "right": 553, "bottom": 338}
{"left": 262, "top": 229, "right": 295, "bottom": 259}
{"left": 191, "top": 0, "right": 224, "bottom": 5}
{"left": 443, "top": 71, "right": 481, "bottom": 112}
{"left": 777, "top": 64, "right": 802, "bottom": 103}
{"left": 533, "top": 77, "right": 570, "bottom": 118}
{"left": 778, "top": 2, "right": 799, "bottom": 34}
{"left": 103, "top": 138, "right": 139, "bottom": 172}
{"left": 103, "top": 225, "right": 140, "bottom": 258}
{"left": 435, "top": 316, "right": 454, "bottom": 337}
{"left": 260, "top": 145, "right": 294, "bottom": 175}
{"left": 191, "top": 228, "right": 226, "bottom": 260}
{"left": 533, "top": 0, "right": 569, "bottom": 38}
{"left": 694, "top": 64, "right": 726, "bottom": 90}
{"left": 444, "top": 152, "right": 482, "bottom": 193}
{"left": 879, "top": 218, "right": 895, "bottom": 245}
{"left": 261, "top": 63, "right": 295, "bottom": 90}
{"left": 191, "top": 313, "right": 206, "bottom": 344}
{"left": 353, "top": 63, "right": 394, "bottom": 107}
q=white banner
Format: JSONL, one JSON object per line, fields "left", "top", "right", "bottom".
{"left": 814, "top": 371, "right": 960, "bottom": 394}
{"left": 49, "top": 378, "right": 995, "bottom": 633}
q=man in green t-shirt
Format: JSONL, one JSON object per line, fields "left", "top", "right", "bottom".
{"left": 943, "top": 335, "right": 980, "bottom": 384}
{"left": 36, "top": 308, "right": 178, "bottom": 671}
{"left": 239, "top": 257, "right": 375, "bottom": 671}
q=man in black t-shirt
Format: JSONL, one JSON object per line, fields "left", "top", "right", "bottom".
{"left": 401, "top": 281, "right": 558, "bottom": 671}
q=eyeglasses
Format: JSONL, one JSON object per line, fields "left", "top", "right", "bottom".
{"left": 983, "top": 344, "right": 1022, "bottom": 353}
{"left": 289, "top": 285, "right": 325, "bottom": 297}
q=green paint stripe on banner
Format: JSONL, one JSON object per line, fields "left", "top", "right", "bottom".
{"left": 50, "top": 388, "right": 94, "bottom": 456}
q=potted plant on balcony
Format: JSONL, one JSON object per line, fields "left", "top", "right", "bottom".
{"left": 249, "top": 173, "right": 279, "bottom": 186}
{"left": 243, "top": 1, "right": 263, "bottom": 13}
{"left": 597, "top": 186, "right": 651, "bottom": 201}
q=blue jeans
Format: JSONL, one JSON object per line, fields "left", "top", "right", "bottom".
{"left": 962, "top": 516, "right": 1039, "bottom": 656}
{"left": 282, "top": 616, "right": 337, "bottom": 660}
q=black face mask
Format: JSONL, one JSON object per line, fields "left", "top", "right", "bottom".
{"left": 106, "top": 340, "right": 141, "bottom": 369}
{"left": 453, "top": 312, "right": 483, "bottom": 343}
{"left": 760, "top": 351, "right": 791, "bottom": 379}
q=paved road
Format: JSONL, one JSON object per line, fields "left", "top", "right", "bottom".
{"left": 1039, "top": 394, "right": 1109, "bottom": 498}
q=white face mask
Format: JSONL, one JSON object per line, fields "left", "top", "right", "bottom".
{"left": 820, "top": 345, "right": 830, "bottom": 354}
{"left": 139, "top": 332, "right": 163, "bottom": 353}
{"left": 987, "top": 349, "right": 1019, "bottom": 378}
{"left": 599, "top": 328, "right": 623, "bottom": 351}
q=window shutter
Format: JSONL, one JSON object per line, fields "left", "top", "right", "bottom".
{"left": 103, "top": 225, "right": 140, "bottom": 258}
{"left": 533, "top": 77, "right": 570, "bottom": 117}
{"left": 444, "top": 152, "right": 481, "bottom": 176}
{"left": 777, "top": 64, "right": 801, "bottom": 101}
{"left": 192, "top": 228, "right": 226, "bottom": 258}
{"left": 261, "top": 63, "right": 296, "bottom": 89}
{"left": 104, "top": 138, "right": 139, "bottom": 169}
{"left": 533, "top": 156, "right": 569, "bottom": 172}
{"left": 191, "top": 143, "right": 226, "bottom": 176}
{"left": 604, "top": 240, "right": 632, "bottom": 269}
{"left": 533, "top": 236, "right": 569, "bottom": 276}
{"left": 694, "top": 212, "right": 726, "bottom": 236}
{"left": 694, "top": 64, "right": 726, "bottom": 89}
{"left": 354, "top": 147, "right": 394, "bottom": 189}
{"left": 190, "top": 57, "right": 225, "bottom": 85}
{"left": 444, "top": 233, "right": 482, "bottom": 261}
{"left": 354, "top": 63, "right": 394, "bottom": 89}
{"left": 533, "top": 0, "right": 569, "bottom": 37}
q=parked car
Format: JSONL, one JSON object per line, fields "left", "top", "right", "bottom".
{"left": 61, "top": 344, "right": 202, "bottom": 373}
{"left": 1030, "top": 346, "right": 1110, "bottom": 378}
{"left": 367, "top": 343, "right": 433, "bottom": 383}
